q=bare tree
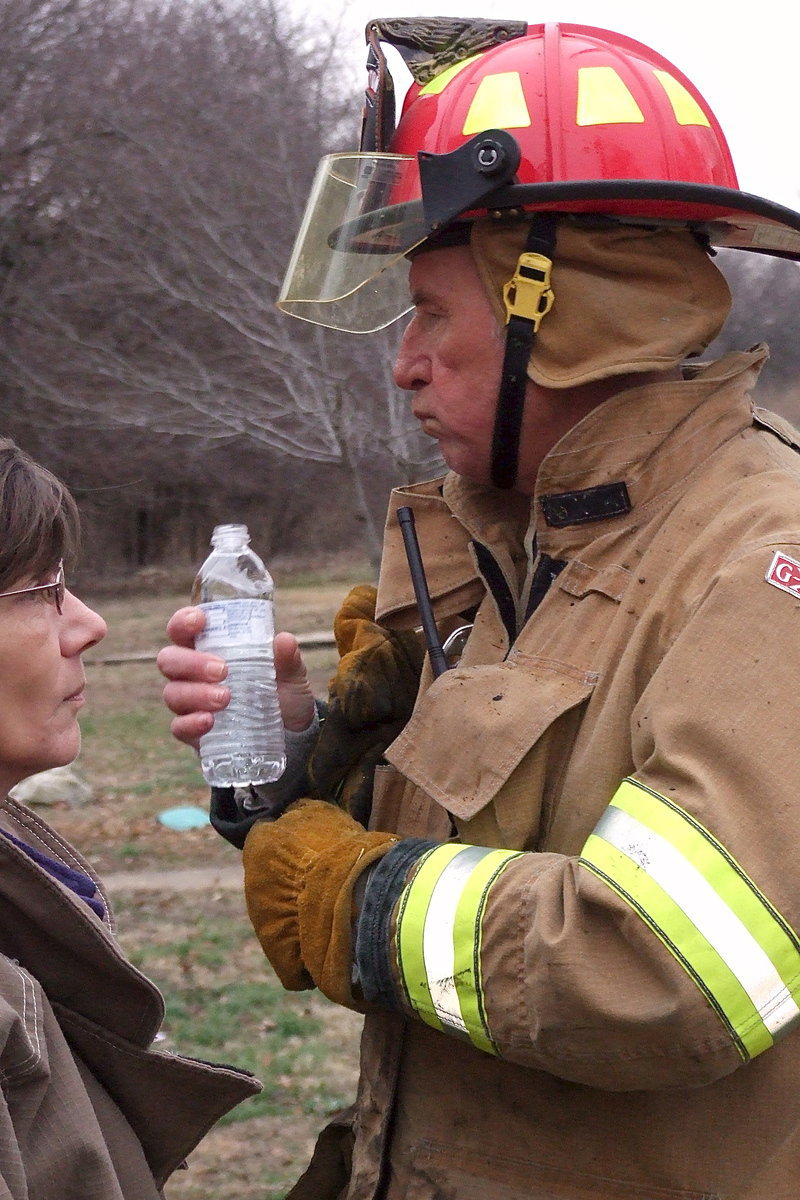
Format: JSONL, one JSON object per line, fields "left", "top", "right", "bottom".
{"left": 0, "top": 0, "right": 439, "bottom": 573}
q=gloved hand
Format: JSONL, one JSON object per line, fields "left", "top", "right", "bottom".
{"left": 209, "top": 707, "right": 324, "bottom": 848}
{"left": 243, "top": 799, "right": 398, "bottom": 1007}
{"left": 210, "top": 787, "right": 263, "bottom": 850}
{"left": 309, "top": 584, "right": 424, "bottom": 822}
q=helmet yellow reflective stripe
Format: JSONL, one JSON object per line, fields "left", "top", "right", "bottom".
{"left": 418, "top": 54, "right": 477, "bottom": 96}
{"left": 581, "top": 779, "right": 800, "bottom": 1061}
{"left": 462, "top": 71, "right": 532, "bottom": 135}
{"left": 395, "top": 843, "right": 522, "bottom": 1053}
{"left": 576, "top": 66, "right": 645, "bottom": 125}
{"left": 574, "top": 67, "right": 711, "bottom": 129}
{"left": 653, "top": 70, "right": 710, "bottom": 126}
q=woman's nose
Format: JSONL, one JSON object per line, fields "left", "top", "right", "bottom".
{"left": 61, "top": 591, "right": 107, "bottom": 653}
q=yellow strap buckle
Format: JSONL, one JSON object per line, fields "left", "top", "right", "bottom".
{"left": 502, "top": 251, "right": 555, "bottom": 330}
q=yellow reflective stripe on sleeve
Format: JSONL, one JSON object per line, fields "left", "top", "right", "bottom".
{"left": 395, "top": 843, "right": 522, "bottom": 1053}
{"left": 652, "top": 70, "right": 710, "bottom": 126}
{"left": 580, "top": 779, "right": 800, "bottom": 1061}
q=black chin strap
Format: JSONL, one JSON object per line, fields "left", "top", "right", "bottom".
{"left": 490, "top": 213, "right": 558, "bottom": 490}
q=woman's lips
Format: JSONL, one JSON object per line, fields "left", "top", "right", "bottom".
{"left": 64, "top": 678, "right": 86, "bottom": 703}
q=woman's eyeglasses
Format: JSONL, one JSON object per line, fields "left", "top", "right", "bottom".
{"left": 0, "top": 561, "right": 65, "bottom": 615}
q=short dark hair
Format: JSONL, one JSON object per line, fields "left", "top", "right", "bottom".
{"left": 0, "top": 439, "right": 80, "bottom": 591}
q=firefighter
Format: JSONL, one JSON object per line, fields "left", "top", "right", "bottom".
{"left": 160, "top": 19, "right": 800, "bottom": 1199}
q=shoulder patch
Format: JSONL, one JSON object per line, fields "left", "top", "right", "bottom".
{"left": 765, "top": 550, "right": 800, "bottom": 598}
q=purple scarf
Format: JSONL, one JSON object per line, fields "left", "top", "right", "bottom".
{"left": 1, "top": 829, "right": 105, "bottom": 919}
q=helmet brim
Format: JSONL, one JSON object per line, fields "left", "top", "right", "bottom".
{"left": 482, "top": 179, "right": 800, "bottom": 259}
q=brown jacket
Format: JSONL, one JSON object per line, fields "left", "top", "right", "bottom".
{"left": 0, "top": 794, "right": 259, "bottom": 1198}
{"left": 324, "top": 348, "right": 800, "bottom": 1199}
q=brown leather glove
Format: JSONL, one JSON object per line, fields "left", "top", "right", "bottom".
{"left": 309, "top": 584, "right": 424, "bottom": 823}
{"left": 242, "top": 799, "right": 398, "bottom": 1007}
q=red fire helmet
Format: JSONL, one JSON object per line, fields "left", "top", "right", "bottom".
{"left": 277, "top": 18, "right": 800, "bottom": 333}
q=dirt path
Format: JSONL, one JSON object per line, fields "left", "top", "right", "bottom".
{"left": 103, "top": 864, "right": 244, "bottom": 892}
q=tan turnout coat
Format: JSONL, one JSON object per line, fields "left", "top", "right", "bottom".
{"left": 314, "top": 348, "right": 800, "bottom": 1200}
{"left": 0, "top": 793, "right": 259, "bottom": 1198}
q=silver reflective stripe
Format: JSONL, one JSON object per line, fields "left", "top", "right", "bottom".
{"left": 581, "top": 779, "right": 800, "bottom": 1059}
{"left": 422, "top": 845, "right": 488, "bottom": 1034}
{"left": 596, "top": 806, "right": 800, "bottom": 1036}
{"left": 395, "top": 843, "right": 522, "bottom": 1054}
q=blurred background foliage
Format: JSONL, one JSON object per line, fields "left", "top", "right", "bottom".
{"left": 0, "top": 0, "right": 442, "bottom": 580}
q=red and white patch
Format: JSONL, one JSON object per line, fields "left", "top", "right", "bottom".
{"left": 765, "top": 550, "right": 800, "bottom": 598}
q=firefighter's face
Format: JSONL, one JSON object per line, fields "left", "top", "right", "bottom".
{"left": 393, "top": 245, "right": 504, "bottom": 486}
{"left": 393, "top": 245, "right": 604, "bottom": 493}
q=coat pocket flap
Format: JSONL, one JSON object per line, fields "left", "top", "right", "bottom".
{"left": 385, "top": 655, "right": 596, "bottom": 821}
{"left": 557, "top": 559, "right": 631, "bottom": 602}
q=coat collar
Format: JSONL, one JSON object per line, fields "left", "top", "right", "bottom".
{"left": 376, "top": 348, "right": 767, "bottom": 625}
{"left": 533, "top": 347, "right": 767, "bottom": 558}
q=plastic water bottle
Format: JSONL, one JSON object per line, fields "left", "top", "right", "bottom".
{"left": 191, "top": 524, "right": 286, "bottom": 786}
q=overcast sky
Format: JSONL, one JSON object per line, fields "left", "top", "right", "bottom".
{"left": 326, "top": 0, "right": 798, "bottom": 212}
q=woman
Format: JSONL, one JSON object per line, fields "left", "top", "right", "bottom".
{"left": 0, "top": 438, "right": 259, "bottom": 1199}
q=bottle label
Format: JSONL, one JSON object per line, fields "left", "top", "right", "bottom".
{"left": 196, "top": 599, "right": 273, "bottom": 656}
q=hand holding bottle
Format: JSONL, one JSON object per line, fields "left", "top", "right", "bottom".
{"left": 157, "top": 526, "right": 316, "bottom": 782}
{"left": 158, "top": 622, "right": 316, "bottom": 748}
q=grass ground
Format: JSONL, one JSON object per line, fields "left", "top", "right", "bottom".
{"left": 42, "top": 567, "right": 370, "bottom": 1198}
{"left": 111, "top": 888, "right": 363, "bottom": 1199}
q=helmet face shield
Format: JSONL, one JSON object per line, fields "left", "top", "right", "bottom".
{"left": 277, "top": 153, "right": 429, "bottom": 333}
